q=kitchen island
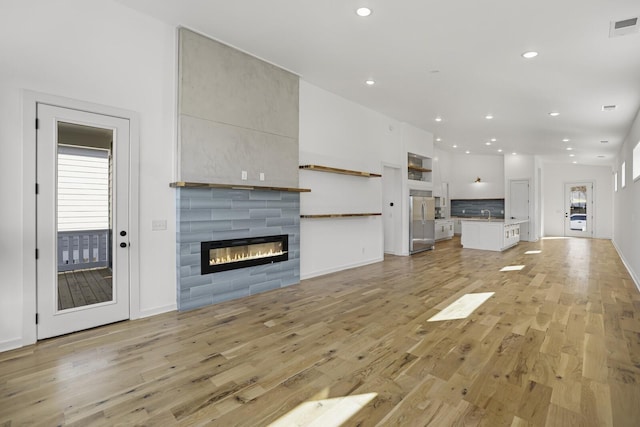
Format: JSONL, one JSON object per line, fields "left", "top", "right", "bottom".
{"left": 460, "top": 219, "right": 528, "bottom": 251}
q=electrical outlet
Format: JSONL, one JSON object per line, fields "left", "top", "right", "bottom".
{"left": 241, "top": 170, "right": 248, "bottom": 180}
{"left": 259, "top": 172, "right": 265, "bottom": 181}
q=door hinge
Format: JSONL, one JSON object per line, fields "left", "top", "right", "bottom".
{"left": 35, "top": 248, "right": 39, "bottom": 259}
{"left": 35, "top": 313, "right": 39, "bottom": 324}
{"left": 35, "top": 118, "right": 39, "bottom": 129}
{"left": 35, "top": 183, "right": 39, "bottom": 194}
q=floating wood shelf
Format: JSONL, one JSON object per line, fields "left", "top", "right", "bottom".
{"left": 408, "top": 165, "right": 433, "bottom": 173}
{"left": 300, "top": 213, "right": 382, "bottom": 219}
{"left": 170, "top": 182, "right": 311, "bottom": 192}
{"left": 299, "top": 165, "right": 381, "bottom": 178}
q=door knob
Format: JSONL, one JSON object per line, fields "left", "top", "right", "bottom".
{"left": 120, "top": 230, "right": 127, "bottom": 236}
{"left": 120, "top": 242, "right": 127, "bottom": 248}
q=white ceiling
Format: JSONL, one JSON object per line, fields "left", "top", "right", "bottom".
{"left": 117, "top": 0, "right": 640, "bottom": 166}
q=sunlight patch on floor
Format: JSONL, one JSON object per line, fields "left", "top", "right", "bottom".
{"left": 427, "top": 292, "right": 495, "bottom": 322}
{"left": 541, "top": 236, "right": 569, "bottom": 240}
{"left": 268, "top": 392, "right": 378, "bottom": 427}
{"left": 500, "top": 265, "right": 525, "bottom": 271}
{"left": 525, "top": 250, "right": 542, "bottom": 254}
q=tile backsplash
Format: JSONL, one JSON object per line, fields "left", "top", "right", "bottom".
{"left": 451, "top": 199, "right": 505, "bottom": 218}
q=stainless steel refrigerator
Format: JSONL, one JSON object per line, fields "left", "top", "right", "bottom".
{"left": 409, "top": 192, "right": 435, "bottom": 253}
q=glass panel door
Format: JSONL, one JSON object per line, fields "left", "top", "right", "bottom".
{"left": 564, "top": 182, "right": 592, "bottom": 237}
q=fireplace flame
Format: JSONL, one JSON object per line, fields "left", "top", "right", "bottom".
{"left": 210, "top": 248, "right": 287, "bottom": 266}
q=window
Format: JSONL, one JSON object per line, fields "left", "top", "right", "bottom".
{"left": 57, "top": 145, "right": 110, "bottom": 232}
{"left": 634, "top": 141, "right": 640, "bottom": 182}
{"left": 621, "top": 161, "right": 626, "bottom": 188}
{"left": 614, "top": 172, "right": 618, "bottom": 192}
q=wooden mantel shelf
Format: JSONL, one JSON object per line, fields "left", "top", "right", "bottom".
{"left": 300, "top": 213, "right": 382, "bottom": 219}
{"left": 170, "top": 182, "right": 311, "bottom": 193}
{"left": 408, "top": 165, "right": 433, "bottom": 173}
{"left": 299, "top": 164, "right": 381, "bottom": 178}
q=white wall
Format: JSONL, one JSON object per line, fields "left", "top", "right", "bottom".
{"left": 613, "top": 107, "right": 640, "bottom": 289}
{"left": 449, "top": 154, "right": 505, "bottom": 199}
{"left": 541, "top": 163, "right": 613, "bottom": 239}
{"left": 0, "top": 0, "right": 177, "bottom": 350}
{"left": 299, "top": 81, "right": 404, "bottom": 277}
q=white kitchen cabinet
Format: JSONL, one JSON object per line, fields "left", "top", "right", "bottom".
{"left": 435, "top": 219, "right": 454, "bottom": 241}
{"left": 460, "top": 220, "right": 521, "bottom": 251}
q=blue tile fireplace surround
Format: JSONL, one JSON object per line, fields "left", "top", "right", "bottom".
{"left": 176, "top": 187, "right": 300, "bottom": 311}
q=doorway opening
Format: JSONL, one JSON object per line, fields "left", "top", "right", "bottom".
{"left": 564, "top": 182, "right": 593, "bottom": 238}
{"left": 22, "top": 91, "right": 140, "bottom": 345}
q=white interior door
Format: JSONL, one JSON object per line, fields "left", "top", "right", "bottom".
{"left": 509, "top": 179, "right": 530, "bottom": 241}
{"left": 382, "top": 166, "right": 401, "bottom": 254}
{"left": 36, "top": 103, "right": 130, "bottom": 339}
{"left": 564, "top": 182, "right": 593, "bottom": 238}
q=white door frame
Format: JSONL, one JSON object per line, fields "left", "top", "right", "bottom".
{"left": 22, "top": 90, "right": 140, "bottom": 346}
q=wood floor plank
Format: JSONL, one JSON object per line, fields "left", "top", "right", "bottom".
{"left": 1, "top": 236, "right": 639, "bottom": 425}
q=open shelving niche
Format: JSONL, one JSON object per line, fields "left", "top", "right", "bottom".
{"left": 298, "top": 164, "right": 382, "bottom": 218}
{"left": 407, "top": 152, "right": 432, "bottom": 183}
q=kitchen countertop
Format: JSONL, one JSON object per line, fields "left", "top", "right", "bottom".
{"left": 453, "top": 217, "right": 528, "bottom": 225}
{"left": 460, "top": 218, "right": 529, "bottom": 225}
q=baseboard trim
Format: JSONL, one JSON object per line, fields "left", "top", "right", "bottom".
{"left": 0, "top": 338, "right": 24, "bottom": 353}
{"left": 139, "top": 303, "right": 177, "bottom": 319}
{"left": 301, "top": 257, "right": 383, "bottom": 280}
{"left": 612, "top": 239, "right": 640, "bottom": 293}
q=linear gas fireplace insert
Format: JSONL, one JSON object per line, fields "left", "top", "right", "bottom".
{"left": 201, "top": 234, "right": 289, "bottom": 274}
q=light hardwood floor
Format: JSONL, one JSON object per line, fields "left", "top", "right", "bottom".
{"left": 1, "top": 237, "right": 639, "bottom": 426}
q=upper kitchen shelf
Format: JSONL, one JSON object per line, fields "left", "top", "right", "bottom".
{"left": 407, "top": 165, "right": 433, "bottom": 173}
{"left": 299, "top": 164, "right": 381, "bottom": 178}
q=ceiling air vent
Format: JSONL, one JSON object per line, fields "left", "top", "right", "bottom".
{"left": 602, "top": 104, "right": 617, "bottom": 112}
{"left": 609, "top": 17, "right": 639, "bottom": 37}
{"left": 600, "top": 140, "right": 609, "bottom": 144}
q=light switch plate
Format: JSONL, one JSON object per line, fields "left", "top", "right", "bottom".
{"left": 259, "top": 172, "right": 265, "bottom": 181}
{"left": 152, "top": 219, "right": 167, "bottom": 231}
{"left": 241, "top": 170, "right": 248, "bottom": 180}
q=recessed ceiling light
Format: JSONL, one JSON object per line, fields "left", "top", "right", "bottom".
{"left": 365, "top": 79, "right": 375, "bottom": 86}
{"left": 498, "top": 149, "right": 503, "bottom": 153}
{"left": 485, "top": 142, "right": 492, "bottom": 146}
{"left": 566, "top": 147, "right": 573, "bottom": 151}
{"left": 452, "top": 144, "right": 458, "bottom": 148}
{"left": 549, "top": 112, "right": 560, "bottom": 117}
{"left": 522, "top": 51, "right": 538, "bottom": 59}
{"left": 356, "top": 7, "right": 372, "bottom": 17}
{"left": 569, "top": 154, "right": 575, "bottom": 157}
{"left": 436, "top": 137, "right": 441, "bottom": 142}
{"left": 485, "top": 114, "right": 494, "bottom": 120}
{"left": 512, "top": 152, "right": 517, "bottom": 155}
{"left": 572, "top": 161, "right": 578, "bottom": 164}
{"left": 491, "top": 138, "right": 497, "bottom": 142}
{"left": 562, "top": 138, "right": 570, "bottom": 142}
{"left": 465, "top": 150, "right": 471, "bottom": 154}
{"left": 435, "top": 116, "right": 442, "bottom": 122}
